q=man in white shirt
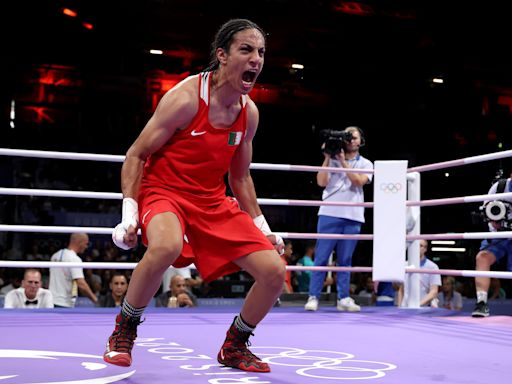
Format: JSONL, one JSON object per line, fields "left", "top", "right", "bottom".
{"left": 398, "top": 239, "right": 441, "bottom": 307}
{"left": 4, "top": 269, "right": 54, "bottom": 308}
{"left": 49, "top": 233, "right": 98, "bottom": 307}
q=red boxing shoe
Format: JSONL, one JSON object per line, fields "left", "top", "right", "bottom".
{"left": 103, "top": 313, "right": 142, "bottom": 367}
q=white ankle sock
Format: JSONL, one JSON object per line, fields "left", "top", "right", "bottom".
{"left": 476, "top": 291, "right": 488, "bottom": 303}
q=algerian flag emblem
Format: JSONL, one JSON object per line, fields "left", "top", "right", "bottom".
{"left": 228, "top": 131, "right": 243, "bottom": 146}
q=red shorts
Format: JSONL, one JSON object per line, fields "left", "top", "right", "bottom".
{"left": 138, "top": 188, "right": 274, "bottom": 282}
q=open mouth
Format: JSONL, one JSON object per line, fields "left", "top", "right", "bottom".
{"left": 242, "top": 70, "right": 257, "bottom": 85}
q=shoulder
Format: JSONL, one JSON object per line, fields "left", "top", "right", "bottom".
{"left": 359, "top": 156, "right": 373, "bottom": 168}
{"left": 245, "top": 97, "right": 258, "bottom": 118}
{"left": 39, "top": 287, "right": 52, "bottom": 295}
{"left": 243, "top": 97, "right": 259, "bottom": 140}
{"left": 5, "top": 288, "right": 21, "bottom": 298}
{"left": 156, "top": 75, "right": 200, "bottom": 121}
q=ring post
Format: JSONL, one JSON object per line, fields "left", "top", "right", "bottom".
{"left": 373, "top": 161, "right": 408, "bottom": 285}
{"left": 404, "top": 172, "right": 421, "bottom": 308}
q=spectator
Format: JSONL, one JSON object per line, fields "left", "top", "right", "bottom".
{"left": 97, "top": 272, "right": 129, "bottom": 308}
{"left": 295, "top": 242, "right": 315, "bottom": 292}
{"left": 280, "top": 240, "right": 294, "bottom": 294}
{"left": 397, "top": 240, "right": 441, "bottom": 307}
{"left": 4, "top": 269, "right": 53, "bottom": 308}
{"left": 49, "top": 233, "right": 98, "bottom": 307}
{"left": 156, "top": 275, "right": 197, "bottom": 308}
{"left": 438, "top": 276, "right": 463, "bottom": 310}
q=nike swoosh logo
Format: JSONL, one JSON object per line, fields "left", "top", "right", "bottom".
{"left": 105, "top": 351, "right": 125, "bottom": 358}
{"left": 191, "top": 130, "right": 206, "bottom": 136}
{"left": 142, "top": 209, "right": 152, "bottom": 225}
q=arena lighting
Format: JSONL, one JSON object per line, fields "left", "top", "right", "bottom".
{"left": 82, "top": 22, "right": 93, "bottom": 30}
{"left": 431, "top": 247, "right": 466, "bottom": 252}
{"left": 432, "top": 77, "right": 444, "bottom": 84}
{"left": 432, "top": 240, "right": 456, "bottom": 245}
{"left": 10, "top": 100, "right": 15, "bottom": 129}
{"left": 291, "top": 63, "right": 304, "bottom": 69}
{"left": 150, "top": 49, "right": 164, "bottom": 55}
{"left": 62, "top": 8, "right": 77, "bottom": 17}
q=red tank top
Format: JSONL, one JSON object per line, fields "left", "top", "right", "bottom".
{"left": 140, "top": 72, "right": 248, "bottom": 206}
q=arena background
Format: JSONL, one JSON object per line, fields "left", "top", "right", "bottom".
{"left": 2, "top": 0, "right": 512, "bottom": 297}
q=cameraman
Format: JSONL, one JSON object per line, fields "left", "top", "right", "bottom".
{"left": 472, "top": 175, "right": 512, "bottom": 317}
{"left": 305, "top": 126, "right": 373, "bottom": 312}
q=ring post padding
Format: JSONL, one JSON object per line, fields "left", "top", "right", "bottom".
{"left": 372, "top": 160, "right": 407, "bottom": 283}
{"left": 405, "top": 172, "right": 421, "bottom": 308}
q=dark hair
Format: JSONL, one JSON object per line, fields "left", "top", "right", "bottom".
{"left": 205, "top": 18, "right": 266, "bottom": 72}
{"left": 344, "top": 126, "right": 366, "bottom": 147}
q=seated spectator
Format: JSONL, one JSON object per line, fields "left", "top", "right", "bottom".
{"left": 97, "top": 272, "right": 128, "bottom": 308}
{"left": 397, "top": 240, "right": 441, "bottom": 307}
{"left": 156, "top": 275, "right": 197, "bottom": 308}
{"left": 162, "top": 266, "right": 199, "bottom": 293}
{"left": 4, "top": 269, "right": 54, "bottom": 308}
{"left": 280, "top": 240, "right": 294, "bottom": 294}
{"left": 356, "top": 275, "right": 377, "bottom": 305}
{"left": 176, "top": 292, "right": 195, "bottom": 308}
{"left": 296, "top": 242, "right": 315, "bottom": 292}
{"left": 438, "top": 276, "right": 463, "bottom": 310}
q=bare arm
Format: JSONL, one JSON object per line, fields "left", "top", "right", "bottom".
{"left": 317, "top": 151, "right": 369, "bottom": 188}
{"left": 114, "top": 77, "right": 198, "bottom": 248}
{"left": 228, "top": 99, "right": 262, "bottom": 217}
{"left": 339, "top": 152, "right": 369, "bottom": 188}
{"left": 122, "top": 77, "right": 199, "bottom": 199}
{"left": 420, "top": 285, "right": 439, "bottom": 306}
{"left": 76, "top": 278, "right": 98, "bottom": 303}
{"left": 317, "top": 153, "right": 331, "bottom": 187}
{"left": 396, "top": 283, "right": 404, "bottom": 306}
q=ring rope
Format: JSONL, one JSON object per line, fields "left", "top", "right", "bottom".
{"left": 4, "top": 147, "right": 507, "bottom": 174}
{"left": 408, "top": 192, "right": 512, "bottom": 207}
{"left": 5, "top": 187, "right": 512, "bottom": 208}
{"left": 2, "top": 224, "right": 512, "bottom": 241}
{"left": 0, "top": 187, "right": 373, "bottom": 208}
{"left": 408, "top": 149, "right": 512, "bottom": 173}
{"left": 0, "top": 260, "right": 511, "bottom": 279}
{"left": 0, "top": 148, "right": 372, "bottom": 175}
{"left": 0, "top": 225, "right": 372, "bottom": 240}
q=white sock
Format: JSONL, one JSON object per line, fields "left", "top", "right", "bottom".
{"left": 476, "top": 291, "right": 488, "bottom": 303}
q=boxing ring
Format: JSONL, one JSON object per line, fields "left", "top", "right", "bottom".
{"left": 1, "top": 147, "right": 512, "bottom": 383}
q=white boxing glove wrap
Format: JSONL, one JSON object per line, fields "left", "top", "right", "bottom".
{"left": 253, "top": 214, "right": 284, "bottom": 254}
{"left": 112, "top": 197, "right": 139, "bottom": 250}
{"left": 253, "top": 214, "right": 272, "bottom": 236}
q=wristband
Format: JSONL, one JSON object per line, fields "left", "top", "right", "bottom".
{"left": 253, "top": 214, "right": 272, "bottom": 236}
{"left": 122, "top": 197, "right": 139, "bottom": 227}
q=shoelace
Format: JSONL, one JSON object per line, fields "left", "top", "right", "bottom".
{"left": 113, "top": 318, "right": 143, "bottom": 352}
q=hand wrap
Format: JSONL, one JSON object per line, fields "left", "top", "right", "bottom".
{"left": 253, "top": 214, "right": 284, "bottom": 254}
{"left": 112, "top": 197, "right": 139, "bottom": 250}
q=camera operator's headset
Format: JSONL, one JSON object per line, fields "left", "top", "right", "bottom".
{"left": 345, "top": 126, "right": 366, "bottom": 148}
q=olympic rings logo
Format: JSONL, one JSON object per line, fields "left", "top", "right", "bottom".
{"left": 253, "top": 346, "right": 397, "bottom": 380}
{"left": 380, "top": 182, "right": 402, "bottom": 193}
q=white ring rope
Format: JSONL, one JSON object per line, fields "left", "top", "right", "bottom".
{"left": 0, "top": 148, "right": 372, "bottom": 175}
{"left": 0, "top": 260, "right": 511, "bottom": 280}
{"left": 0, "top": 225, "right": 372, "bottom": 240}
{"left": 0, "top": 187, "right": 373, "bottom": 208}
{"left": 408, "top": 192, "right": 512, "bottom": 207}
{"left": 2, "top": 224, "right": 512, "bottom": 242}
{"left": 408, "top": 149, "right": 512, "bottom": 173}
{"left": 5, "top": 187, "right": 512, "bottom": 208}
{"left": 2, "top": 148, "right": 512, "bottom": 287}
